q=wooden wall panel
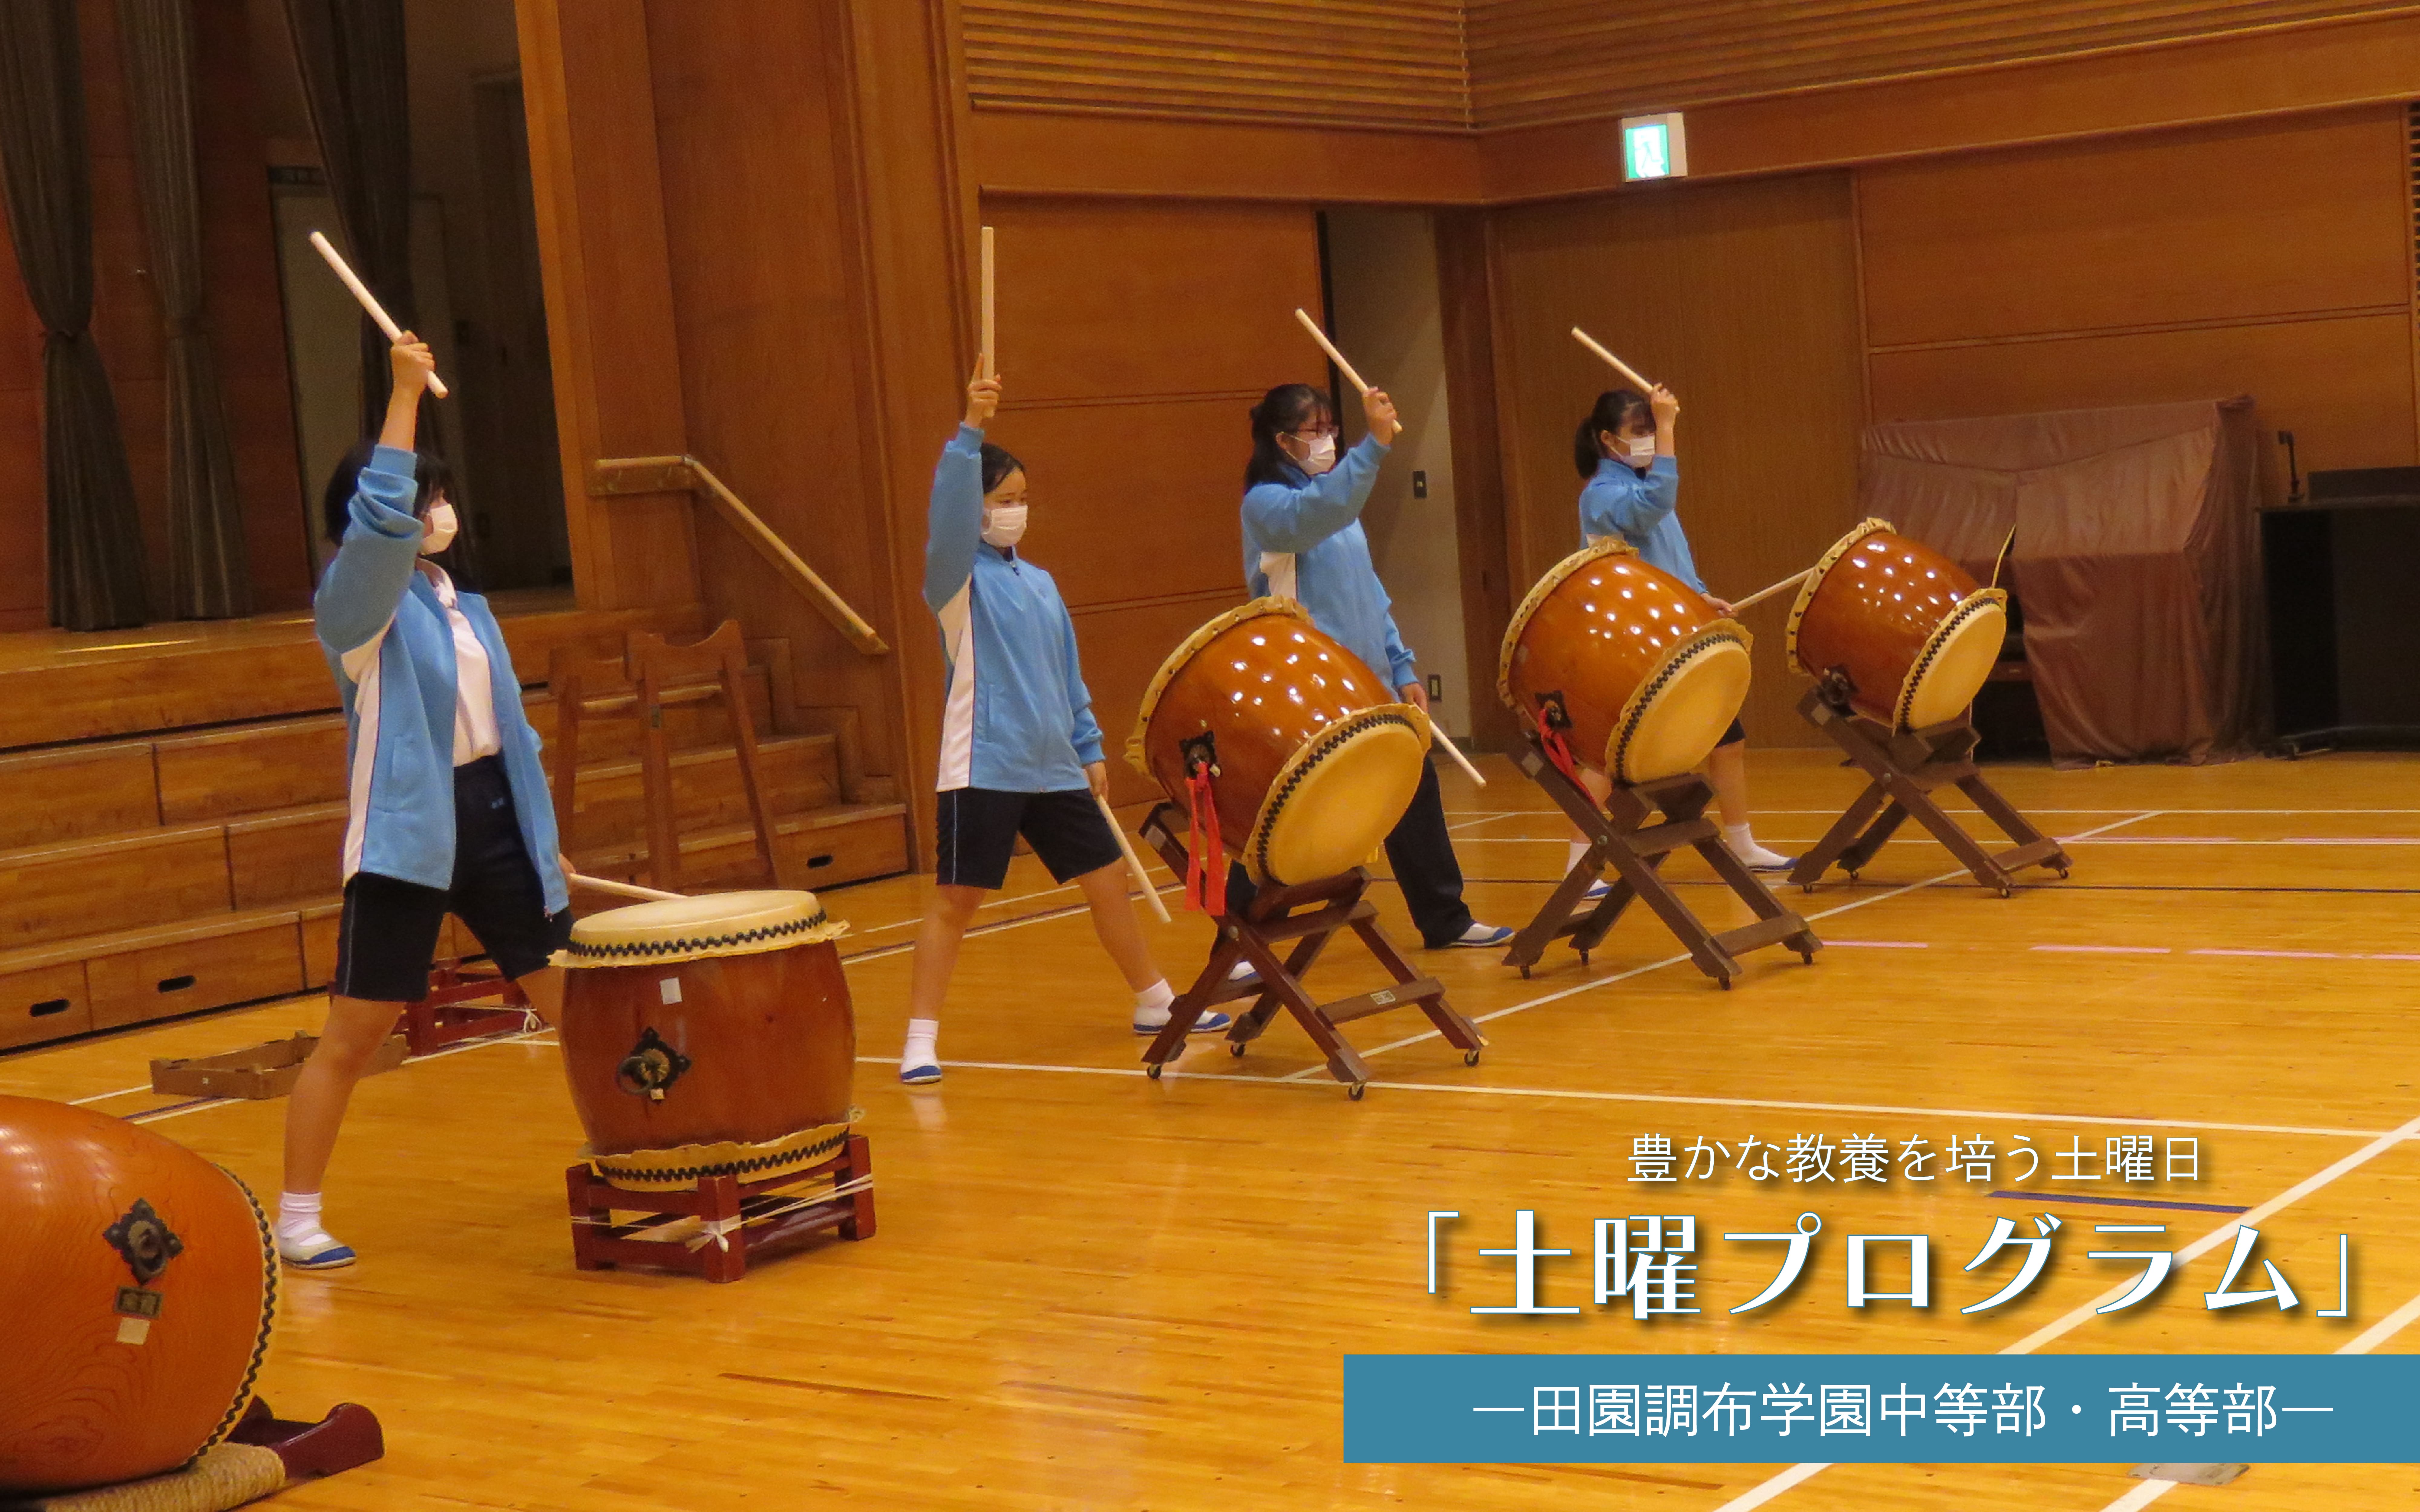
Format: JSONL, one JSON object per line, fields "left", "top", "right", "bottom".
{"left": 1485, "top": 174, "right": 1868, "bottom": 746}
{"left": 1860, "top": 107, "right": 2417, "bottom": 504}
{"left": 1466, "top": 0, "right": 2419, "bottom": 129}
{"left": 646, "top": 0, "right": 913, "bottom": 794}
{"left": 983, "top": 195, "right": 1322, "bottom": 802}
{"left": 1869, "top": 313, "right": 2417, "bottom": 504}
{"left": 1860, "top": 108, "right": 2409, "bottom": 346}
{"left": 962, "top": 0, "right": 1468, "bottom": 131}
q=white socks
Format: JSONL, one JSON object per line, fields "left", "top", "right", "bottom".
{"left": 1131, "top": 979, "right": 1176, "bottom": 1029}
{"left": 276, "top": 1191, "right": 339, "bottom": 1253}
{"left": 900, "top": 1018, "right": 939, "bottom": 1073}
{"left": 1723, "top": 823, "right": 1793, "bottom": 869}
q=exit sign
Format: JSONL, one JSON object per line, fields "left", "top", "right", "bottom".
{"left": 1620, "top": 113, "right": 1687, "bottom": 181}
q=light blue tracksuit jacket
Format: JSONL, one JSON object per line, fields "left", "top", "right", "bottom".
{"left": 1578, "top": 455, "right": 1702, "bottom": 591}
{"left": 314, "top": 443, "right": 567, "bottom": 910}
{"left": 1239, "top": 435, "right": 1418, "bottom": 691}
{"left": 924, "top": 424, "right": 1103, "bottom": 793}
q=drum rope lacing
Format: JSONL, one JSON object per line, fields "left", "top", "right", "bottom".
{"left": 560, "top": 910, "right": 835, "bottom": 964}
{"left": 567, "top": 1172, "right": 876, "bottom": 1252}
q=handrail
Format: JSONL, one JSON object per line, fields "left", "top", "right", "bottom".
{"left": 590, "top": 454, "right": 889, "bottom": 656}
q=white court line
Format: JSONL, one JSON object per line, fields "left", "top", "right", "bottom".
{"left": 1826, "top": 940, "right": 1929, "bottom": 949}
{"left": 1278, "top": 813, "right": 2163, "bottom": 1081}
{"left": 2036, "top": 945, "right": 2172, "bottom": 955}
{"left": 70, "top": 1083, "right": 153, "bottom": 1104}
{"left": 849, "top": 1055, "right": 2394, "bottom": 1140}
{"left": 845, "top": 881, "right": 1188, "bottom": 964}
{"left": 1721, "top": 1106, "right": 2420, "bottom": 1512}
{"left": 2097, "top": 1274, "right": 2420, "bottom": 1511}
{"left": 846, "top": 864, "right": 1179, "bottom": 938}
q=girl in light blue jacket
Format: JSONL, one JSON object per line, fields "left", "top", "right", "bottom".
{"left": 277, "top": 335, "right": 571, "bottom": 1271}
{"left": 898, "top": 368, "right": 1225, "bottom": 1085}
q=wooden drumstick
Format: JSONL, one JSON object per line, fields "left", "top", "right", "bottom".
{"left": 1727, "top": 569, "right": 1813, "bottom": 614}
{"left": 1570, "top": 326, "right": 1657, "bottom": 398}
{"left": 1293, "top": 308, "right": 1372, "bottom": 397}
{"left": 309, "top": 231, "right": 449, "bottom": 398}
{"left": 567, "top": 871, "right": 684, "bottom": 903}
{"left": 979, "top": 225, "right": 996, "bottom": 379}
{"left": 1093, "top": 792, "right": 1172, "bottom": 923}
{"left": 1431, "top": 726, "right": 1488, "bottom": 789}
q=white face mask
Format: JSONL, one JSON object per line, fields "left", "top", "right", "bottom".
{"left": 419, "top": 501, "right": 458, "bottom": 556}
{"left": 1623, "top": 435, "right": 1657, "bottom": 463}
{"left": 1295, "top": 434, "right": 1338, "bottom": 476}
{"left": 981, "top": 503, "right": 1028, "bottom": 549}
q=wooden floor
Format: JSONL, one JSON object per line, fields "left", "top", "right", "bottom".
{"left": 8, "top": 747, "right": 2420, "bottom": 1510}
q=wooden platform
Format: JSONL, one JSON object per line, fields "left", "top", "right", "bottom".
{"left": 7, "top": 748, "right": 2419, "bottom": 1511}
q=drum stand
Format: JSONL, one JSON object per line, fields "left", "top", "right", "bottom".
{"left": 1134, "top": 803, "right": 1483, "bottom": 1099}
{"left": 1787, "top": 679, "right": 2070, "bottom": 897}
{"left": 566, "top": 1134, "right": 874, "bottom": 1283}
{"left": 397, "top": 959, "right": 530, "bottom": 1056}
{"left": 1503, "top": 737, "right": 1821, "bottom": 986}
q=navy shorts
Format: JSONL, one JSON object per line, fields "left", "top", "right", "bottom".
{"left": 332, "top": 756, "right": 573, "bottom": 1002}
{"left": 935, "top": 787, "right": 1123, "bottom": 891}
{"left": 1718, "top": 716, "right": 1747, "bottom": 748}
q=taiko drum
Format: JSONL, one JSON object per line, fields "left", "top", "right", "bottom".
{"left": 1129, "top": 599, "right": 1430, "bottom": 885}
{"left": 1499, "top": 541, "right": 1753, "bottom": 785}
{"left": 1787, "top": 519, "right": 2008, "bottom": 732}
{"left": 556, "top": 890, "right": 856, "bottom": 1192}
{"left": 0, "top": 1097, "right": 276, "bottom": 1496}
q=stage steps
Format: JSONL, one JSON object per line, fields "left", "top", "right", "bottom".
{"left": 0, "top": 610, "right": 909, "bottom": 1052}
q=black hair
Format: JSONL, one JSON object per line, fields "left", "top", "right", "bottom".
{"left": 979, "top": 441, "right": 1024, "bottom": 496}
{"left": 1246, "top": 383, "right": 1335, "bottom": 490}
{"left": 1573, "top": 388, "right": 1652, "bottom": 478}
{"left": 320, "top": 439, "right": 475, "bottom": 582}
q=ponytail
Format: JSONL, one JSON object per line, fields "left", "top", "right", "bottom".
{"left": 1572, "top": 388, "right": 1650, "bottom": 479}
{"left": 1246, "top": 383, "right": 1334, "bottom": 490}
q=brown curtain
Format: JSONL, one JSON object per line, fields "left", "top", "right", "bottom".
{"left": 0, "top": 0, "right": 151, "bottom": 631}
{"left": 116, "top": 0, "right": 251, "bottom": 619}
{"left": 1864, "top": 399, "right": 2264, "bottom": 765}
{"left": 278, "top": 0, "right": 415, "bottom": 435}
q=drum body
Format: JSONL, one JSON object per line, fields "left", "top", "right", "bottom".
{"left": 1787, "top": 519, "right": 2008, "bottom": 732}
{"left": 0, "top": 1097, "right": 275, "bottom": 1496}
{"left": 1498, "top": 541, "right": 1753, "bottom": 785}
{"left": 1129, "top": 599, "right": 1430, "bottom": 885}
{"left": 557, "top": 890, "right": 856, "bottom": 1191}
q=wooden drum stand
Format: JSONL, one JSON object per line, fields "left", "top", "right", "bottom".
{"left": 1503, "top": 737, "right": 1821, "bottom": 986}
{"left": 1134, "top": 803, "right": 1483, "bottom": 1099}
{"left": 567, "top": 1135, "right": 874, "bottom": 1284}
{"left": 1786, "top": 678, "right": 2070, "bottom": 898}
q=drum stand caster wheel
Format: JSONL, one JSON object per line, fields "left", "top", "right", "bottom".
{"left": 1348, "top": 1081, "right": 1368, "bottom": 1101}
{"left": 1798, "top": 949, "right": 1815, "bottom": 965}
{"left": 2056, "top": 868, "right": 2071, "bottom": 880}
{"left": 1146, "top": 1062, "right": 1164, "bottom": 1080}
{"left": 1719, "top": 976, "right": 1733, "bottom": 991}
{"left": 1518, "top": 965, "right": 1532, "bottom": 980}
{"left": 1800, "top": 882, "right": 1817, "bottom": 894}
{"left": 1577, "top": 950, "right": 1591, "bottom": 967}
{"left": 1463, "top": 1048, "right": 1481, "bottom": 1067}
{"left": 1229, "top": 1040, "right": 1247, "bottom": 1058}
{"left": 1997, "top": 884, "right": 2013, "bottom": 899}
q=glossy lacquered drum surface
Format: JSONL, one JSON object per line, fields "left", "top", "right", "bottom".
{"left": 557, "top": 890, "right": 857, "bottom": 1191}
{"left": 1499, "top": 542, "right": 1752, "bottom": 785}
{"left": 0, "top": 1097, "right": 275, "bottom": 1496}
{"left": 1787, "top": 520, "right": 2008, "bottom": 732}
{"left": 1129, "top": 599, "right": 1430, "bottom": 885}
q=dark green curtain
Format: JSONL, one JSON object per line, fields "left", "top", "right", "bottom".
{"left": 0, "top": 0, "right": 151, "bottom": 631}
{"left": 117, "top": 0, "right": 252, "bottom": 619}
{"left": 278, "top": 0, "right": 416, "bottom": 436}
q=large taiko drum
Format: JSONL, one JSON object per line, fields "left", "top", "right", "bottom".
{"left": 0, "top": 1097, "right": 276, "bottom": 1496}
{"left": 1787, "top": 519, "right": 2008, "bottom": 732}
{"left": 556, "top": 890, "right": 856, "bottom": 1193}
{"left": 1128, "top": 599, "right": 1430, "bottom": 885}
{"left": 1498, "top": 540, "right": 1753, "bottom": 785}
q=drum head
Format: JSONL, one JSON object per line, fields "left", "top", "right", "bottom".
{"left": 1900, "top": 591, "right": 2007, "bottom": 730}
{"left": 1613, "top": 631, "right": 1753, "bottom": 784}
{"left": 1256, "top": 713, "right": 1429, "bottom": 884}
{"left": 561, "top": 888, "right": 846, "bottom": 966}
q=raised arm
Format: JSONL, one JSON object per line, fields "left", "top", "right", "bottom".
{"left": 1579, "top": 455, "right": 1680, "bottom": 539}
{"left": 313, "top": 337, "right": 434, "bottom": 662}
{"left": 1242, "top": 432, "right": 1390, "bottom": 553}
{"left": 924, "top": 370, "right": 1000, "bottom": 612}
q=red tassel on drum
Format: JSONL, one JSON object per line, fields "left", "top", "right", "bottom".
{"left": 1185, "top": 766, "right": 1225, "bottom": 916}
{"left": 1539, "top": 723, "right": 1582, "bottom": 790}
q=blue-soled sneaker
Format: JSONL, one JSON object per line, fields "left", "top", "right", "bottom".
{"left": 1134, "top": 1010, "right": 1236, "bottom": 1036}
{"left": 1445, "top": 923, "right": 1516, "bottom": 950}
{"left": 1581, "top": 879, "right": 1612, "bottom": 902}
{"left": 899, "top": 1061, "right": 943, "bottom": 1085}
{"left": 276, "top": 1232, "right": 358, "bottom": 1271}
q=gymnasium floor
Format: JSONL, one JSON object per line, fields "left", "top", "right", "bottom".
{"left": 8, "top": 747, "right": 2419, "bottom": 1511}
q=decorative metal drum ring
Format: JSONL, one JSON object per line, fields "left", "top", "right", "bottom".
{"left": 616, "top": 1027, "right": 692, "bottom": 1101}
{"left": 103, "top": 1197, "right": 184, "bottom": 1284}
